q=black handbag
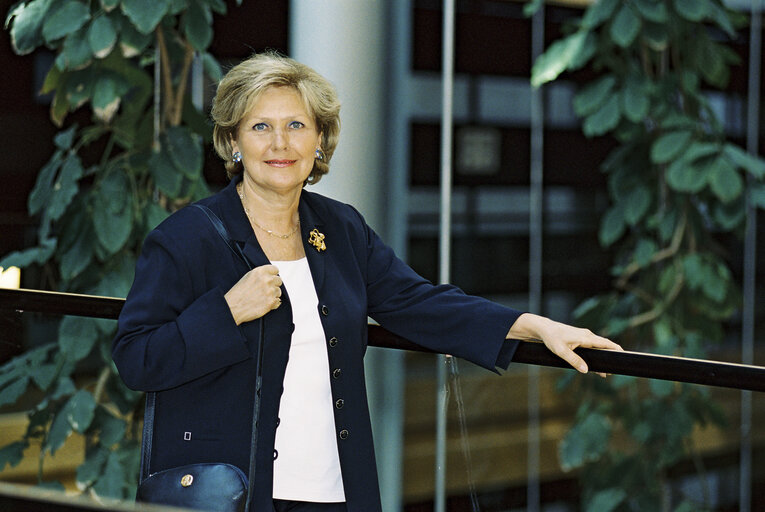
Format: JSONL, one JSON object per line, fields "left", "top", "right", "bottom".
{"left": 136, "top": 204, "right": 264, "bottom": 512}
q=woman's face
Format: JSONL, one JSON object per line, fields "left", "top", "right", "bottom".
{"left": 232, "top": 86, "right": 321, "bottom": 195}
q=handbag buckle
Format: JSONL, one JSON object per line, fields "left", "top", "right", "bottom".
{"left": 180, "top": 474, "right": 194, "bottom": 487}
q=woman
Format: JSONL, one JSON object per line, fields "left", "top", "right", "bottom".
{"left": 112, "top": 52, "right": 620, "bottom": 512}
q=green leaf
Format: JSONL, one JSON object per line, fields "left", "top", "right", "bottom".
{"left": 610, "top": 4, "right": 641, "bottom": 48}
{"left": 0, "top": 377, "right": 30, "bottom": 408}
{"left": 207, "top": 0, "right": 227, "bottom": 14}
{"left": 59, "top": 316, "right": 98, "bottom": 361}
{"left": 708, "top": 1, "right": 737, "bottom": 38}
{"left": 95, "top": 408, "right": 127, "bottom": 446}
{"left": 165, "top": 126, "right": 203, "bottom": 179}
{"left": 101, "top": 0, "right": 120, "bottom": 10}
{"left": 649, "top": 378, "right": 674, "bottom": 397}
{"left": 118, "top": 20, "right": 152, "bottom": 58}
{"left": 91, "top": 253, "right": 135, "bottom": 298}
{"left": 93, "top": 73, "right": 128, "bottom": 122}
{"left": 674, "top": 500, "right": 699, "bottom": 512}
{"left": 709, "top": 157, "right": 743, "bottom": 203}
{"left": 55, "top": 27, "right": 93, "bottom": 70}
{"left": 633, "top": 238, "right": 657, "bottom": 267}
{"left": 0, "top": 442, "right": 27, "bottom": 471}
{"left": 582, "top": 0, "right": 619, "bottom": 29}
{"left": 714, "top": 196, "right": 746, "bottom": 230}
{"left": 574, "top": 76, "right": 616, "bottom": 117}
{"left": 673, "top": 0, "right": 709, "bottom": 22}
{"left": 666, "top": 158, "right": 708, "bottom": 193}
{"left": 42, "top": 0, "right": 91, "bottom": 43}
{"left": 145, "top": 203, "right": 170, "bottom": 233}
{"left": 632, "top": 0, "right": 668, "bottom": 23}
{"left": 60, "top": 224, "right": 94, "bottom": 281}
{"left": 52, "top": 377, "right": 77, "bottom": 400}
{"left": 658, "top": 264, "right": 677, "bottom": 295}
{"left": 41, "top": 65, "right": 63, "bottom": 95}
{"left": 7, "top": 0, "right": 54, "bottom": 55}
{"left": 202, "top": 52, "right": 222, "bottom": 82}
{"left": 48, "top": 153, "right": 84, "bottom": 221}
{"left": 88, "top": 15, "right": 117, "bottom": 59}
{"left": 559, "top": 412, "right": 611, "bottom": 471}
{"left": 121, "top": 0, "right": 170, "bottom": 35}
{"left": 531, "top": 30, "right": 589, "bottom": 87}
{"left": 650, "top": 131, "right": 692, "bottom": 164}
{"left": 28, "top": 151, "right": 64, "bottom": 214}
{"left": 723, "top": 143, "right": 765, "bottom": 179}
{"left": 0, "top": 239, "right": 57, "bottom": 269}
{"left": 587, "top": 488, "right": 627, "bottom": 512}
{"left": 66, "top": 390, "right": 97, "bottom": 433}
{"left": 700, "top": 262, "right": 728, "bottom": 303}
{"left": 683, "top": 142, "right": 719, "bottom": 163}
{"left": 106, "top": 373, "right": 143, "bottom": 415}
{"left": 523, "top": 0, "right": 543, "bottom": 17}
{"left": 583, "top": 95, "right": 621, "bottom": 137}
{"left": 642, "top": 22, "right": 669, "bottom": 51}
{"left": 621, "top": 77, "right": 649, "bottom": 123}
{"left": 64, "top": 68, "right": 95, "bottom": 110}
{"left": 93, "top": 169, "right": 133, "bottom": 254}
{"left": 599, "top": 206, "right": 626, "bottom": 247}
{"left": 699, "top": 38, "right": 731, "bottom": 88}
{"left": 47, "top": 409, "right": 72, "bottom": 455}
{"left": 29, "top": 364, "right": 58, "bottom": 391}
{"left": 749, "top": 184, "right": 765, "bottom": 209}
{"left": 624, "top": 186, "right": 651, "bottom": 226}
{"left": 683, "top": 253, "right": 705, "bottom": 290}
{"left": 185, "top": 0, "right": 213, "bottom": 51}
{"left": 76, "top": 447, "right": 108, "bottom": 488}
{"left": 54, "top": 126, "right": 78, "bottom": 150}
{"left": 93, "top": 450, "right": 126, "bottom": 498}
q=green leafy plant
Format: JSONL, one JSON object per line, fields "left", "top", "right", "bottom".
{"left": 531, "top": 0, "right": 764, "bottom": 510}
{"left": 1, "top": 0, "right": 236, "bottom": 499}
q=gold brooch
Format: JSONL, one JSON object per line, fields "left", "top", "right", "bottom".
{"left": 308, "top": 229, "right": 326, "bottom": 252}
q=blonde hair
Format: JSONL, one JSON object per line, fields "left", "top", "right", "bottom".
{"left": 211, "top": 52, "right": 341, "bottom": 183}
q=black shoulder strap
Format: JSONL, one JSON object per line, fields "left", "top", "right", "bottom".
{"left": 191, "top": 204, "right": 252, "bottom": 269}
{"left": 139, "top": 204, "right": 263, "bottom": 512}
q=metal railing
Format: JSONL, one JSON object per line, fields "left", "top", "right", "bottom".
{"left": 1, "top": 287, "right": 765, "bottom": 392}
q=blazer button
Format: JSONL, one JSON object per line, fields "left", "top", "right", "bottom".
{"left": 276, "top": 417, "right": 280, "bottom": 427}
{"left": 339, "top": 429, "right": 349, "bottom": 440}
{"left": 335, "top": 399, "right": 344, "bottom": 409}
{"left": 332, "top": 368, "right": 342, "bottom": 379}
{"left": 273, "top": 449, "right": 278, "bottom": 460}
{"left": 321, "top": 305, "right": 329, "bottom": 316}
{"left": 329, "top": 337, "right": 338, "bottom": 347}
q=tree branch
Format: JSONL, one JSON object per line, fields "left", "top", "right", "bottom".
{"left": 616, "top": 211, "right": 687, "bottom": 289}
{"left": 171, "top": 41, "right": 195, "bottom": 127}
{"left": 156, "top": 26, "right": 174, "bottom": 130}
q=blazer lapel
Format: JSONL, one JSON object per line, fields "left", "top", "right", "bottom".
{"left": 212, "top": 175, "right": 270, "bottom": 269}
{"left": 299, "top": 194, "right": 326, "bottom": 293}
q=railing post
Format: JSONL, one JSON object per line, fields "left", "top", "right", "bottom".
{"left": 435, "top": 0, "right": 456, "bottom": 511}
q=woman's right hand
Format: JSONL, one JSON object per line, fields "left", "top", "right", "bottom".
{"left": 224, "top": 264, "right": 283, "bottom": 325}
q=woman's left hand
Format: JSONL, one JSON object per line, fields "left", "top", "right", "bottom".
{"left": 507, "top": 313, "right": 622, "bottom": 375}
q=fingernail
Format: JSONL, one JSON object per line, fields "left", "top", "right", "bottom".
{"left": 577, "top": 364, "right": 588, "bottom": 373}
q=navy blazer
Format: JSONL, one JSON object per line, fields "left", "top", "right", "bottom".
{"left": 112, "top": 174, "right": 521, "bottom": 512}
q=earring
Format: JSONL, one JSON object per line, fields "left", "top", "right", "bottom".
{"left": 315, "top": 148, "right": 326, "bottom": 161}
{"left": 232, "top": 151, "right": 242, "bottom": 163}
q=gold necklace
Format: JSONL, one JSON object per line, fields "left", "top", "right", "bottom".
{"left": 237, "top": 183, "right": 300, "bottom": 239}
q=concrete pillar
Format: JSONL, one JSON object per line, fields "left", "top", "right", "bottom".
{"left": 290, "top": 3, "right": 404, "bottom": 511}
{"left": 290, "top": 0, "right": 386, "bottom": 233}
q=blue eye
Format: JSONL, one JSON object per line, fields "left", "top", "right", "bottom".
{"left": 289, "top": 121, "right": 304, "bottom": 129}
{"left": 253, "top": 123, "right": 267, "bottom": 131}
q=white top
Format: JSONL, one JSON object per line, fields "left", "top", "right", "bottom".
{"left": 271, "top": 258, "right": 345, "bottom": 502}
